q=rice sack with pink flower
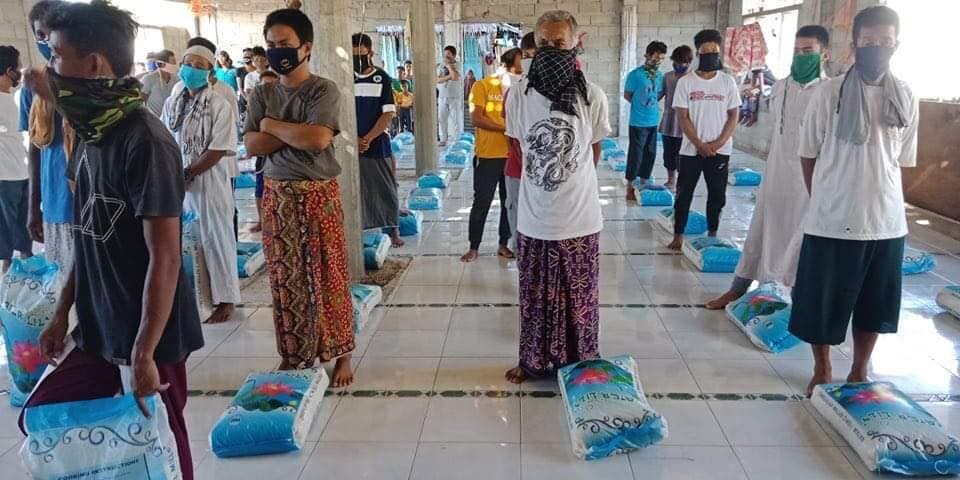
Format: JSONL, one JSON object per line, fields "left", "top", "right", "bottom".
{"left": 0, "top": 256, "right": 62, "bottom": 407}
{"left": 210, "top": 369, "right": 329, "bottom": 458}
{"left": 558, "top": 355, "right": 668, "bottom": 460}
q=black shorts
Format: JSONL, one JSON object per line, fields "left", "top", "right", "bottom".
{"left": 788, "top": 234, "right": 905, "bottom": 345}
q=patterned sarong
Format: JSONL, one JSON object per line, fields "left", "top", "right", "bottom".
{"left": 517, "top": 232, "right": 601, "bottom": 377}
{"left": 262, "top": 177, "right": 354, "bottom": 367}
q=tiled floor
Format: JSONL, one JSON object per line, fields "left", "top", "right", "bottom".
{"left": 3, "top": 143, "right": 960, "bottom": 479}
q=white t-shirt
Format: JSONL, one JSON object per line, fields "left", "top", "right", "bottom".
{"left": 671, "top": 71, "right": 741, "bottom": 156}
{"left": 438, "top": 62, "right": 462, "bottom": 100}
{"left": 244, "top": 70, "right": 263, "bottom": 96}
{"left": 170, "top": 80, "right": 241, "bottom": 177}
{"left": 505, "top": 78, "right": 611, "bottom": 241}
{"left": 798, "top": 76, "right": 919, "bottom": 240}
{"left": 0, "top": 91, "right": 27, "bottom": 181}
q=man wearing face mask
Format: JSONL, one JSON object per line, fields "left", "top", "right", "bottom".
{"left": 790, "top": 6, "right": 918, "bottom": 397}
{"left": 141, "top": 49, "right": 178, "bottom": 118}
{"left": 706, "top": 26, "right": 831, "bottom": 311}
{"left": 504, "top": 10, "right": 611, "bottom": 384}
{"left": 162, "top": 45, "right": 240, "bottom": 326}
{"left": 20, "top": 0, "right": 74, "bottom": 276}
{"left": 351, "top": 32, "right": 403, "bottom": 247}
{"left": 244, "top": 9, "right": 355, "bottom": 387}
{"left": 659, "top": 45, "right": 693, "bottom": 191}
{"left": 21, "top": 2, "right": 203, "bottom": 477}
{"left": 624, "top": 40, "right": 667, "bottom": 200}
{"left": 437, "top": 45, "right": 462, "bottom": 146}
{"left": 0, "top": 46, "right": 33, "bottom": 273}
{"left": 668, "top": 29, "right": 742, "bottom": 251}
{"left": 502, "top": 35, "right": 536, "bottom": 252}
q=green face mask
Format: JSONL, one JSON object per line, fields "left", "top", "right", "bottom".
{"left": 47, "top": 69, "right": 143, "bottom": 144}
{"left": 790, "top": 52, "right": 821, "bottom": 84}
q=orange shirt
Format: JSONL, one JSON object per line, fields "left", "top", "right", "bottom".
{"left": 469, "top": 76, "right": 508, "bottom": 159}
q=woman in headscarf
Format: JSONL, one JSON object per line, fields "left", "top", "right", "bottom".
{"left": 162, "top": 45, "right": 241, "bottom": 324}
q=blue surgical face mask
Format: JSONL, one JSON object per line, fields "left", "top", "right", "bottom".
{"left": 36, "top": 40, "right": 52, "bottom": 62}
{"left": 179, "top": 65, "right": 209, "bottom": 90}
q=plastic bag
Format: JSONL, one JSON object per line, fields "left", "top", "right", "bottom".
{"left": 604, "top": 149, "right": 627, "bottom": 172}
{"left": 450, "top": 140, "right": 473, "bottom": 154}
{"left": 395, "top": 132, "right": 415, "bottom": 145}
{"left": 21, "top": 387, "right": 183, "bottom": 479}
{"left": 237, "top": 242, "right": 265, "bottom": 279}
{"left": 352, "top": 284, "right": 383, "bottom": 334}
{"left": 938, "top": 286, "right": 960, "bottom": 318}
{"left": 682, "top": 236, "right": 742, "bottom": 273}
{"left": 417, "top": 170, "right": 450, "bottom": 189}
{"left": 182, "top": 212, "right": 211, "bottom": 315}
{"left": 725, "top": 284, "right": 801, "bottom": 353}
{"left": 210, "top": 369, "right": 329, "bottom": 458}
{"left": 811, "top": 382, "right": 960, "bottom": 476}
{"left": 0, "top": 256, "right": 61, "bottom": 407}
{"left": 444, "top": 150, "right": 469, "bottom": 166}
{"left": 639, "top": 184, "right": 674, "bottom": 206}
{"left": 902, "top": 247, "right": 936, "bottom": 275}
{"left": 600, "top": 138, "right": 618, "bottom": 151}
{"left": 398, "top": 211, "right": 423, "bottom": 236}
{"left": 559, "top": 355, "right": 668, "bottom": 461}
{"left": 234, "top": 173, "right": 257, "bottom": 189}
{"left": 458, "top": 132, "right": 475, "bottom": 144}
{"left": 728, "top": 168, "right": 762, "bottom": 186}
{"left": 654, "top": 208, "right": 708, "bottom": 236}
{"left": 408, "top": 188, "right": 443, "bottom": 211}
{"left": 362, "top": 232, "right": 391, "bottom": 270}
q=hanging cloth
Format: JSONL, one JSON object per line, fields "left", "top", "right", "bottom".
{"left": 723, "top": 24, "right": 768, "bottom": 75}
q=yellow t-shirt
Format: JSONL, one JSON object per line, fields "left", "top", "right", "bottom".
{"left": 469, "top": 76, "right": 508, "bottom": 159}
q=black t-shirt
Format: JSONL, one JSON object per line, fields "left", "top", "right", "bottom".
{"left": 236, "top": 67, "right": 248, "bottom": 82}
{"left": 68, "top": 108, "right": 203, "bottom": 365}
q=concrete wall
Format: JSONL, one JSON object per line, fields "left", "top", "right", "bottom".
{"left": 902, "top": 102, "right": 960, "bottom": 221}
{"left": 0, "top": 0, "right": 42, "bottom": 68}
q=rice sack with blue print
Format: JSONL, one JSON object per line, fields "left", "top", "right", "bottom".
{"left": 811, "top": 382, "right": 960, "bottom": 476}
{"left": 210, "top": 369, "right": 329, "bottom": 458}
{"left": 417, "top": 170, "right": 450, "bottom": 189}
{"left": 444, "top": 149, "right": 468, "bottom": 166}
{"left": 682, "top": 236, "right": 742, "bottom": 273}
{"left": 725, "top": 284, "right": 801, "bottom": 353}
{"left": 728, "top": 168, "right": 762, "bottom": 186}
{"left": 458, "top": 132, "right": 475, "bottom": 144}
{"left": 237, "top": 242, "right": 265, "bottom": 278}
{"left": 234, "top": 172, "right": 257, "bottom": 189}
{"left": 600, "top": 138, "right": 618, "bottom": 151}
{"left": 362, "top": 232, "right": 391, "bottom": 269}
{"left": 398, "top": 210, "right": 423, "bottom": 236}
{"left": 902, "top": 247, "right": 936, "bottom": 275}
{"left": 408, "top": 187, "right": 442, "bottom": 211}
{"left": 655, "top": 208, "right": 707, "bottom": 236}
{"left": 21, "top": 393, "right": 183, "bottom": 479}
{"left": 937, "top": 286, "right": 960, "bottom": 318}
{"left": 559, "top": 355, "right": 668, "bottom": 460}
{"left": 638, "top": 184, "right": 674, "bottom": 206}
{"left": 352, "top": 284, "right": 383, "bottom": 334}
{"left": 0, "top": 256, "right": 61, "bottom": 407}
{"left": 181, "top": 212, "right": 211, "bottom": 314}
{"left": 396, "top": 131, "right": 414, "bottom": 145}
{"left": 604, "top": 149, "right": 627, "bottom": 171}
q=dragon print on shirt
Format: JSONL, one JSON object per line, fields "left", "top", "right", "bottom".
{"left": 524, "top": 117, "right": 580, "bottom": 192}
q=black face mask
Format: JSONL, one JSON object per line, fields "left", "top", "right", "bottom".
{"left": 698, "top": 52, "right": 722, "bottom": 72}
{"left": 855, "top": 46, "right": 894, "bottom": 81}
{"left": 353, "top": 54, "right": 371, "bottom": 74}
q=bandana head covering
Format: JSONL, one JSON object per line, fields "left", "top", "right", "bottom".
{"left": 47, "top": 69, "right": 143, "bottom": 144}
{"left": 525, "top": 46, "right": 590, "bottom": 117}
{"left": 182, "top": 45, "right": 217, "bottom": 69}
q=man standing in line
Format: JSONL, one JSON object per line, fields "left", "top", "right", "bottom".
{"left": 437, "top": 45, "right": 462, "bottom": 146}
{"left": 24, "top": 2, "right": 203, "bottom": 477}
{"left": 352, "top": 33, "right": 403, "bottom": 248}
{"left": 0, "top": 46, "right": 32, "bottom": 273}
{"left": 658, "top": 45, "right": 693, "bottom": 191}
{"left": 623, "top": 40, "right": 667, "bottom": 200}
{"left": 504, "top": 11, "right": 611, "bottom": 383}
{"left": 21, "top": 0, "right": 74, "bottom": 272}
{"left": 141, "top": 49, "right": 178, "bottom": 118}
{"left": 789, "top": 6, "right": 917, "bottom": 397}
{"left": 706, "top": 26, "right": 832, "bottom": 310}
{"left": 502, "top": 33, "right": 538, "bottom": 253}
{"left": 461, "top": 50, "right": 517, "bottom": 263}
{"left": 668, "top": 29, "right": 741, "bottom": 250}
{"left": 242, "top": 46, "right": 269, "bottom": 98}
{"left": 245, "top": 8, "right": 355, "bottom": 386}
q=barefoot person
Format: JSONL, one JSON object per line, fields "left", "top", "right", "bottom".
{"left": 623, "top": 40, "right": 667, "bottom": 200}
{"left": 245, "top": 9, "right": 355, "bottom": 386}
{"left": 352, "top": 33, "right": 403, "bottom": 248}
{"left": 706, "top": 26, "right": 832, "bottom": 310}
{"left": 668, "top": 29, "right": 740, "bottom": 250}
{"left": 790, "top": 6, "right": 917, "bottom": 397}
{"left": 461, "top": 50, "right": 517, "bottom": 263}
{"left": 21, "top": 2, "right": 202, "bottom": 477}
{"left": 504, "top": 10, "right": 611, "bottom": 383}
{"left": 162, "top": 43, "right": 241, "bottom": 324}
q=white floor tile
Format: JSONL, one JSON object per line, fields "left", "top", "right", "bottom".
{"left": 520, "top": 442, "right": 633, "bottom": 480}
{"left": 411, "top": 442, "right": 521, "bottom": 480}
{"left": 0, "top": 438, "right": 30, "bottom": 480}
{"left": 671, "top": 331, "right": 766, "bottom": 360}
{"left": 365, "top": 331, "right": 447, "bottom": 357}
{"left": 183, "top": 395, "right": 234, "bottom": 442}
{"left": 300, "top": 442, "right": 417, "bottom": 480}
{"left": 710, "top": 402, "right": 834, "bottom": 447}
{"left": 735, "top": 446, "right": 861, "bottom": 480}
{"left": 352, "top": 356, "right": 440, "bottom": 391}
{"left": 378, "top": 307, "right": 453, "bottom": 331}
{"left": 0, "top": 405, "right": 23, "bottom": 439}
{"left": 456, "top": 283, "right": 519, "bottom": 304}
{"left": 600, "top": 307, "right": 665, "bottom": 332}
{"left": 390, "top": 285, "right": 460, "bottom": 304}
{"left": 194, "top": 442, "right": 315, "bottom": 478}
{"left": 520, "top": 397, "right": 568, "bottom": 443}
{"left": 444, "top": 328, "right": 519, "bottom": 357}
{"left": 322, "top": 397, "right": 429, "bottom": 442}
{"left": 188, "top": 357, "right": 282, "bottom": 390}
{"left": 633, "top": 358, "right": 702, "bottom": 394}
{"left": 434, "top": 357, "right": 519, "bottom": 392}
{"left": 650, "top": 400, "right": 727, "bottom": 446}
{"left": 628, "top": 446, "right": 749, "bottom": 480}
{"left": 421, "top": 397, "right": 521, "bottom": 443}
{"left": 403, "top": 257, "right": 465, "bottom": 285}
{"left": 686, "top": 359, "right": 793, "bottom": 393}
{"left": 658, "top": 307, "right": 738, "bottom": 333}
{"left": 600, "top": 330, "right": 680, "bottom": 359}
{"left": 211, "top": 329, "right": 283, "bottom": 357}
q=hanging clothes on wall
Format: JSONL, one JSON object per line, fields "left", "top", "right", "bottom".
{"left": 723, "top": 23, "right": 768, "bottom": 76}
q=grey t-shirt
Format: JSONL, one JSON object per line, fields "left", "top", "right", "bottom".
{"left": 244, "top": 75, "right": 342, "bottom": 181}
{"left": 141, "top": 70, "right": 176, "bottom": 118}
{"left": 659, "top": 71, "right": 683, "bottom": 138}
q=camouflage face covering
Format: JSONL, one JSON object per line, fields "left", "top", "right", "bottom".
{"left": 47, "top": 69, "right": 143, "bottom": 144}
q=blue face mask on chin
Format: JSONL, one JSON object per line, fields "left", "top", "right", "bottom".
{"left": 179, "top": 65, "right": 210, "bottom": 90}
{"left": 36, "top": 40, "right": 52, "bottom": 62}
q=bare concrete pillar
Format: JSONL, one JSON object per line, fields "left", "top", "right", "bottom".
{"left": 302, "top": 0, "right": 365, "bottom": 280}
{"left": 410, "top": 0, "right": 438, "bottom": 175}
{"left": 618, "top": 0, "right": 639, "bottom": 138}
